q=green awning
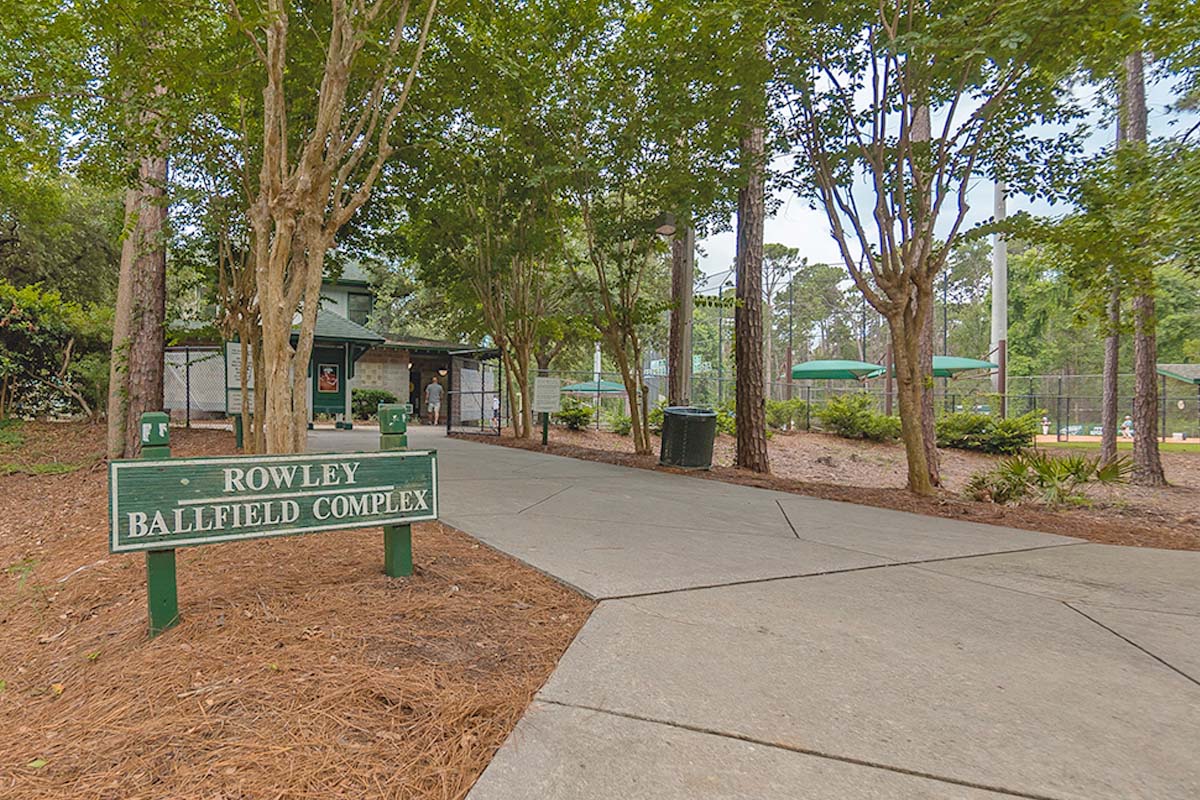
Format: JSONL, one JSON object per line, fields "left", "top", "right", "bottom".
{"left": 1157, "top": 363, "right": 1200, "bottom": 385}
{"left": 791, "top": 360, "right": 885, "bottom": 381}
{"left": 561, "top": 380, "right": 628, "bottom": 394}
{"left": 932, "top": 356, "right": 998, "bottom": 377}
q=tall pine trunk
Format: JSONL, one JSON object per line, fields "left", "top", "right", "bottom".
{"left": 107, "top": 153, "right": 167, "bottom": 459}
{"left": 1122, "top": 50, "right": 1165, "bottom": 485}
{"left": 735, "top": 125, "right": 769, "bottom": 473}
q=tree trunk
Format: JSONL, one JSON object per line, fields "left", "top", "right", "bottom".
{"left": 1100, "top": 283, "right": 1120, "bottom": 465}
{"left": 1132, "top": 283, "right": 1164, "bottom": 484}
{"left": 668, "top": 231, "right": 690, "bottom": 406}
{"left": 1120, "top": 50, "right": 1164, "bottom": 485}
{"left": 910, "top": 103, "right": 939, "bottom": 486}
{"left": 106, "top": 153, "right": 167, "bottom": 459}
{"left": 735, "top": 125, "right": 770, "bottom": 473}
{"left": 889, "top": 312, "right": 934, "bottom": 495}
{"left": 919, "top": 283, "right": 940, "bottom": 486}
{"left": 763, "top": 298, "right": 774, "bottom": 396}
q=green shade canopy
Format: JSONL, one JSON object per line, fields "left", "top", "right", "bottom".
{"left": 932, "top": 356, "right": 998, "bottom": 377}
{"left": 561, "top": 380, "right": 628, "bottom": 394}
{"left": 1157, "top": 363, "right": 1200, "bottom": 385}
{"left": 791, "top": 360, "right": 885, "bottom": 381}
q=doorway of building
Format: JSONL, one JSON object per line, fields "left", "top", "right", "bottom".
{"left": 408, "top": 368, "right": 422, "bottom": 422}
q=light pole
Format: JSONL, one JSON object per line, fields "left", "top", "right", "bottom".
{"left": 716, "top": 277, "right": 734, "bottom": 405}
{"left": 785, "top": 277, "right": 794, "bottom": 400}
{"left": 990, "top": 181, "right": 1008, "bottom": 416}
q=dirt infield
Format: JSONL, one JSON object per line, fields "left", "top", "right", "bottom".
{"left": 0, "top": 423, "right": 591, "bottom": 799}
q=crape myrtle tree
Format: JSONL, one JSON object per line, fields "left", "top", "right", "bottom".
{"left": 401, "top": 127, "right": 568, "bottom": 440}
{"left": 559, "top": 0, "right": 768, "bottom": 457}
{"left": 779, "top": 0, "right": 1124, "bottom": 495}
{"left": 228, "top": 0, "right": 438, "bottom": 453}
{"left": 395, "top": 0, "right": 579, "bottom": 440}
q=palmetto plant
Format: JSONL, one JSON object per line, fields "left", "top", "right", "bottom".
{"left": 966, "top": 450, "right": 1132, "bottom": 505}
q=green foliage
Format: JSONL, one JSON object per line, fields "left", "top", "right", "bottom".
{"left": 0, "top": 280, "right": 109, "bottom": 418}
{"left": 608, "top": 411, "right": 632, "bottom": 437}
{"left": 715, "top": 401, "right": 737, "bottom": 436}
{"left": 553, "top": 396, "right": 594, "bottom": 431}
{"left": 815, "top": 394, "right": 901, "bottom": 442}
{"left": 936, "top": 411, "right": 1040, "bottom": 455}
{"left": 351, "top": 388, "right": 398, "bottom": 420}
{"left": 647, "top": 403, "right": 666, "bottom": 435}
{"left": 765, "top": 398, "right": 810, "bottom": 431}
{"left": 966, "top": 451, "right": 1132, "bottom": 505}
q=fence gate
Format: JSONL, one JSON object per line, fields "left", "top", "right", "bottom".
{"left": 447, "top": 353, "right": 502, "bottom": 435}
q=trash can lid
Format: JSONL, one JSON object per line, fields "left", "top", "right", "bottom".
{"left": 664, "top": 406, "right": 716, "bottom": 417}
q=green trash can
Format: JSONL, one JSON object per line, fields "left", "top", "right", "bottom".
{"left": 659, "top": 406, "right": 717, "bottom": 469}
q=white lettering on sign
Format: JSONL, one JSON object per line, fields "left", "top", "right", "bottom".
{"left": 223, "top": 461, "right": 362, "bottom": 493}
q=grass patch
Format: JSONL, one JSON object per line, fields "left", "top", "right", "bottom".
{"left": 1043, "top": 440, "right": 1200, "bottom": 453}
{"left": 0, "top": 461, "right": 88, "bottom": 476}
{"left": 0, "top": 419, "right": 24, "bottom": 449}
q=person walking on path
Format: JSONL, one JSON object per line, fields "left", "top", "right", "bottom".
{"left": 425, "top": 377, "right": 444, "bottom": 426}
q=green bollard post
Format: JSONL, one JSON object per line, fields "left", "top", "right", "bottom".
{"left": 233, "top": 413, "right": 244, "bottom": 449}
{"left": 378, "top": 403, "right": 413, "bottom": 577}
{"left": 542, "top": 412, "right": 549, "bottom": 446}
{"left": 139, "top": 412, "right": 179, "bottom": 637}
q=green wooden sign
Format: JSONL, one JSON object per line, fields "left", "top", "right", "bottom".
{"left": 109, "top": 450, "right": 437, "bottom": 553}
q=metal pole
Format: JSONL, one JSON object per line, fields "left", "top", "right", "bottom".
{"left": 786, "top": 278, "right": 794, "bottom": 401}
{"left": 1162, "top": 374, "right": 1168, "bottom": 442}
{"left": 990, "top": 180, "right": 1008, "bottom": 415}
{"left": 184, "top": 346, "right": 192, "bottom": 428}
{"left": 1057, "top": 376, "right": 1063, "bottom": 442}
{"left": 942, "top": 270, "right": 948, "bottom": 356}
{"left": 717, "top": 294, "right": 724, "bottom": 406}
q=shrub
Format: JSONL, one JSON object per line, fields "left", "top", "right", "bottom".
{"left": 351, "top": 388, "right": 398, "bottom": 420}
{"left": 608, "top": 410, "right": 632, "bottom": 436}
{"left": 966, "top": 451, "right": 1131, "bottom": 505}
{"left": 766, "top": 398, "right": 810, "bottom": 431}
{"left": 815, "top": 394, "right": 900, "bottom": 441}
{"left": 647, "top": 403, "right": 665, "bottom": 435}
{"left": 715, "top": 401, "right": 736, "bottom": 436}
{"left": 937, "top": 411, "right": 1038, "bottom": 455}
{"left": 553, "top": 395, "right": 593, "bottom": 430}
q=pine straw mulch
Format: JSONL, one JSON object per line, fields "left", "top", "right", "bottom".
{"left": 0, "top": 422, "right": 592, "bottom": 800}
{"left": 454, "top": 428, "right": 1200, "bottom": 552}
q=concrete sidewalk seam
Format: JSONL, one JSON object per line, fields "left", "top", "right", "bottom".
{"left": 776, "top": 500, "right": 800, "bottom": 539}
{"left": 537, "top": 699, "right": 1066, "bottom": 800}
{"left": 601, "top": 541, "right": 1088, "bottom": 602}
{"left": 516, "top": 485, "right": 575, "bottom": 515}
{"left": 1063, "top": 602, "right": 1200, "bottom": 688}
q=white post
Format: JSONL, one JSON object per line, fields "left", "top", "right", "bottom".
{"left": 593, "top": 342, "right": 602, "bottom": 383}
{"left": 990, "top": 180, "right": 1008, "bottom": 408}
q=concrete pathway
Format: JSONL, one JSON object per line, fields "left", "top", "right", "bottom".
{"left": 310, "top": 426, "right": 1200, "bottom": 800}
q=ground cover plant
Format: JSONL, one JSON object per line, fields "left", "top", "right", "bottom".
{"left": 966, "top": 450, "right": 1133, "bottom": 505}
{"left": 0, "top": 423, "right": 591, "bottom": 799}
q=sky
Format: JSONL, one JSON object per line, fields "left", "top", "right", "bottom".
{"left": 694, "top": 80, "right": 1198, "bottom": 295}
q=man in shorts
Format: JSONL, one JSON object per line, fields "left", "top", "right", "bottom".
{"left": 424, "top": 377, "right": 444, "bottom": 426}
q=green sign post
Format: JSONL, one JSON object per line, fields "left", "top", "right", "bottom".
{"left": 111, "top": 412, "right": 437, "bottom": 636}
{"left": 378, "top": 402, "right": 412, "bottom": 577}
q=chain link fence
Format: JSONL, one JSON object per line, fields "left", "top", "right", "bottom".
{"left": 163, "top": 347, "right": 227, "bottom": 427}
